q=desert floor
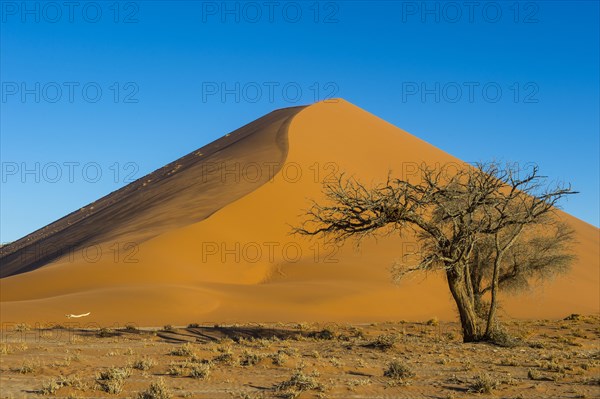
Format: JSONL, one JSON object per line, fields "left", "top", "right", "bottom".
{"left": 1, "top": 316, "right": 599, "bottom": 399}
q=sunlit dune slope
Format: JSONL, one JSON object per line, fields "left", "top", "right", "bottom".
{"left": 1, "top": 99, "right": 598, "bottom": 326}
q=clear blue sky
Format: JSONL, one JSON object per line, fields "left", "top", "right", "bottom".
{"left": 1, "top": 0, "right": 598, "bottom": 242}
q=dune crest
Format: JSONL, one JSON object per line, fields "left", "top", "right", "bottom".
{"left": 1, "top": 99, "right": 598, "bottom": 325}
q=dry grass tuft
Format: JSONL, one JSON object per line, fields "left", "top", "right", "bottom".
{"left": 12, "top": 359, "right": 40, "bottom": 374}
{"left": 131, "top": 356, "right": 157, "bottom": 371}
{"left": 137, "top": 378, "right": 172, "bottom": 399}
{"left": 384, "top": 360, "right": 414, "bottom": 384}
{"left": 39, "top": 379, "right": 61, "bottom": 395}
{"left": 96, "top": 366, "right": 132, "bottom": 394}
{"left": 167, "top": 361, "right": 189, "bottom": 376}
{"left": 274, "top": 369, "right": 324, "bottom": 398}
{"left": 189, "top": 362, "right": 211, "bottom": 379}
{"left": 169, "top": 342, "right": 195, "bottom": 357}
{"left": 469, "top": 373, "right": 499, "bottom": 394}
{"left": 309, "top": 328, "right": 336, "bottom": 340}
{"left": 15, "top": 323, "right": 31, "bottom": 332}
{"left": 240, "top": 350, "right": 263, "bottom": 366}
{"left": 366, "top": 333, "right": 398, "bottom": 351}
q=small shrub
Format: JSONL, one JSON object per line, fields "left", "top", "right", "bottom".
{"left": 278, "top": 347, "right": 299, "bottom": 358}
{"left": 556, "top": 335, "right": 583, "bottom": 347}
{"left": 163, "top": 324, "right": 174, "bottom": 331}
{"left": 15, "top": 323, "right": 31, "bottom": 332}
{"left": 274, "top": 369, "right": 323, "bottom": 395}
{"left": 187, "top": 323, "right": 201, "bottom": 328}
{"left": 13, "top": 342, "right": 27, "bottom": 352}
{"left": 462, "top": 359, "right": 474, "bottom": 371}
{"left": 499, "top": 358, "right": 519, "bottom": 367}
{"left": 240, "top": 350, "right": 263, "bottom": 366}
{"left": 539, "top": 359, "right": 567, "bottom": 373}
{"left": 489, "top": 328, "right": 519, "bottom": 348}
{"left": 13, "top": 359, "right": 38, "bottom": 374}
{"left": 426, "top": 317, "right": 439, "bottom": 326}
{"left": 338, "top": 326, "right": 365, "bottom": 341}
{"left": 131, "top": 357, "right": 157, "bottom": 371}
{"left": 527, "top": 368, "right": 539, "bottom": 380}
{"left": 366, "top": 333, "right": 398, "bottom": 351}
{"left": 39, "top": 379, "right": 61, "bottom": 395}
{"left": 97, "top": 328, "right": 115, "bottom": 338}
{"left": 106, "top": 368, "right": 129, "bottom": 381}
{"left": 170, "top": 342, "right": 195, "bottom": 357}
{"left": 213, "top": 348, "right": 236, "bottom": 365}
{"left": 470, "top": 374, "right": 498, "bottom": 394}
{"left": 527, "top": 368, "right": 553, "bottom": 381}
{"left": 443, "top": 332, "right": 457, "bottom": 341}
{"left": 271, "top": 351, "right": 289, "bottom": 366}
{"left": 96, "top": 367, "right": 131, "bottom": 394}
{"left": 564, "top": 314, "right": 582, "bottom": 321}
{"left": 57, "top": 374, "right": 87, "bottom": 390}
{"left": 137, "top": 378, "right": 173, "bottom": 399}
{"left": 330, "top": 357, "right": 344, "bottom": 367}
{"left": 189, "top": 363, "right": 211, "bottom": 379}
{"left": 167, "top": 361, "right": 188, "bottom": 376}
{"left": 0, "top": 343, "right": 11, "bottom": 354}
{"left": 309, "top": 328, "right": 336, "bottom": 340}
{"left": 347, "top": 378, "right": 371, "bottom": 390}
{"left": 383, "top": 360, "right": 414, "bottom": 383}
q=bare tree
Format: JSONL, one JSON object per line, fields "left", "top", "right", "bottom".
{"left": 293, "top": 162, "right": 577, "bottom": 342}
{"left": 470, "top": 222, "right": 575, "bottom": 328}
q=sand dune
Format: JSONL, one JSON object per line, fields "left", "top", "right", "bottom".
{"left": 0, "top": 105, "right": 304, "bottom": 278}
{"left": 1, "top": 99, "right": 598, "bottom": 326}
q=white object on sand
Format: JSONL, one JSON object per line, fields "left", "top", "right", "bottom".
{"left": 65, "top": 312, "right": 91, "bottom": 319}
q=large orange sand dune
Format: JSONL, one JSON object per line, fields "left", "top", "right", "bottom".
{"left": 1, "top": 100, "right": 598, "bottom": 326}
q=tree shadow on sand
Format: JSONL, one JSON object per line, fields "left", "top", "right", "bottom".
{"left": 157, "top": 324, "right": 308, "bottom": 343}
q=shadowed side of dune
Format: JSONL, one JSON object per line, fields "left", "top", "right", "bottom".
{"left": 0, "top": 105, "right": 306, "bottom": 278}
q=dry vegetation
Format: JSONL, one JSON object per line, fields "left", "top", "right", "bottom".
{"left": 0, "top": 316, "right": 598, "bottom": 398}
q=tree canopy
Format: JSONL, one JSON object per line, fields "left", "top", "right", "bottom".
{"left": 294, "top": 162, "right": 577, "bottom": 342}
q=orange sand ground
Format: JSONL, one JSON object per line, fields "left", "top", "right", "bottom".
{"left": 1, "top": 99, "right": 598, "bottom": 326}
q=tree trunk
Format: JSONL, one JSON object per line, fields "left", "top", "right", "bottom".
{"left": 485, "top": 256, "right": 501, "bottom": 337}
{"left": 485, "top": 227, "right": 523, "bottom": 338}
{"left": 446, "top": 268, "right": 481, "bottom": 342}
